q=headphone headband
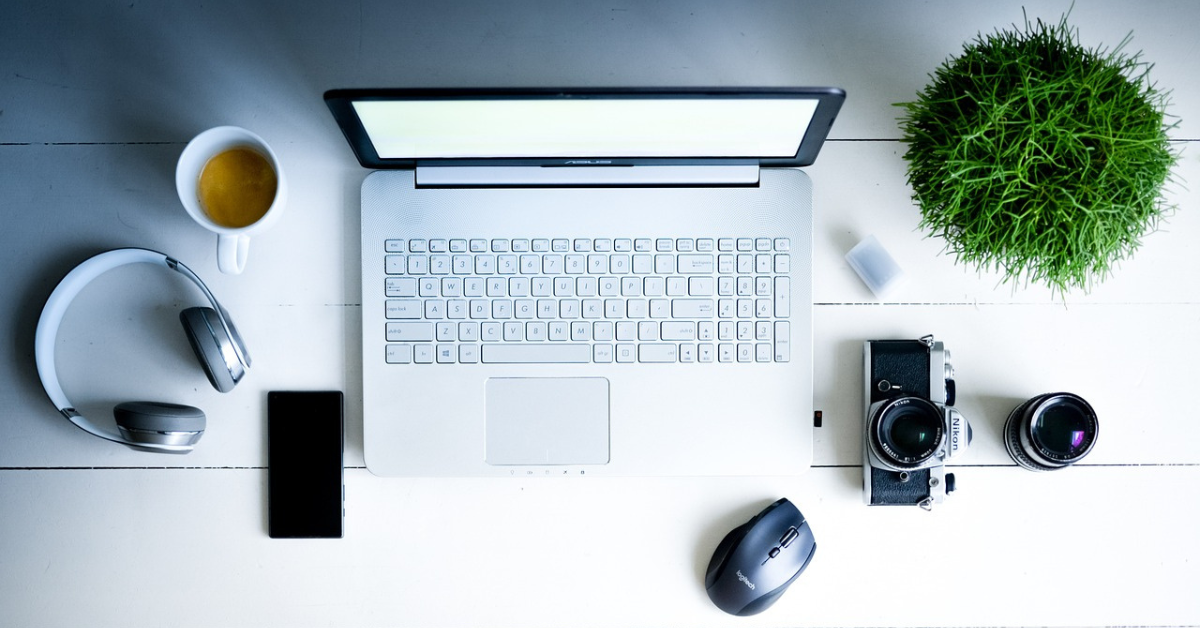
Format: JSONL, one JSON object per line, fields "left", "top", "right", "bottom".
{"left": 34, "top": 248, "right": 249, "bottom": 452}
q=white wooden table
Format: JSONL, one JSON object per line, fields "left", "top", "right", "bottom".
{"left": 2, "top": 2, "right": 1198, "bottom": 626}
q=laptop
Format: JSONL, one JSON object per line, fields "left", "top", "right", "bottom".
{"left": 325, "top": 88, "right": 844, "bottom": 477}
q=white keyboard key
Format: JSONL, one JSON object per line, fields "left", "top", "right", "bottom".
{"left": 588, "top": 254, "right": 607, "bottom": 273}
{"left": 643, "top": 276, "right": 665, "bottom": 296}
{"left": 666, "top": 277, "right": 688, "bottom": 296}
{"left": 594, "top": 344, "right": 614, "bottom": 363}
{"left": 419, "top": 278, "right": 439, "bottom": 296}
{"left": 661, "top": 321, "right": 696, "bottom": 341}
{"left": 677, "top": 254, "right": 714, "bottom": 274}
{"left": 486, "top": 277, "right": 506, "bottom": 297}
{"left": 774, "top": 321, "right": 791, "bottom": 362}
{"left": 386, "top": 277, "right": 417, "bottom": 297}
{"left": 775, "top": 277, "right": 791, "bottom": 317}
{"left": 385, "top": 344, "right": 412, "bottom": 364}
{"left": 386, "top": 300, "right": 422, "bottom": 319}
{"left": 689, "top": 277, "right": 715, "bottom": 296}
{"left": 430, "top": 255, "right": 451, "bottom": 274}
{"left": 459, "top": 344, "right": 480, "bottom": 364}
{"left": 582, "top": 299, "right": 604, "bottom": 319}
{"left": 414, "top": 344, "right": 434, "bottom": 364}
{"left": 672, "top": 299, "right": 715, "bottom": 318}
{"left": 482, "top": 344, "right": 591, "bottom": 363}
{"left": 424, "top": 300, "right": 446, "bottom": 319}
{"left": 385, "top": 255, "right": 405, "bottom": 275}
{"left": 639, "top": 344, "right": 678, "bottom": 363}
{"left": 387, "top": 322, "right": 434, "bottom": 342}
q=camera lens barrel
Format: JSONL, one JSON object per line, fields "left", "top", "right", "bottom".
{"left": 1004, "top": 392, "right": 1098, "bottom": 471}
{"left": 869, "top": 396, "right": 945, "bottom": 469}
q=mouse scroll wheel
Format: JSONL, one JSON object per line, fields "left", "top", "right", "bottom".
{"left": 779, "top": 526, "right": 800, "bottom": 548}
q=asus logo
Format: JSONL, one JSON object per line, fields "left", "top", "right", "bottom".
{"left": 562, "top": 159, "right": 614, "bottom": 165}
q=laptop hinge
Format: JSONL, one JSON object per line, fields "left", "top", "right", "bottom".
{"left": 415, "top": 164, "right": 760, "bottom": 187}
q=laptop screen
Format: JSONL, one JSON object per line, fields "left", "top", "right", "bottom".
{"left": 326, "top": 88, "right": 845, "bottom": 168}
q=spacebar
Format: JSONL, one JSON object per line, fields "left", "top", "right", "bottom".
{"left": 481, "top": 344, "right": 592, "bottom": 364}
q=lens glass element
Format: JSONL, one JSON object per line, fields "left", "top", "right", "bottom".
{"left": 874, "top": 398, "right": 944, "bottom": 467}
{"left": 1032, "top": 398, "right": 1095, "bottom": 458}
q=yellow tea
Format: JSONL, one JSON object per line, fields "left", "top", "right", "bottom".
{"left": 197, "top": 147, "right": 277, "bottom": 228}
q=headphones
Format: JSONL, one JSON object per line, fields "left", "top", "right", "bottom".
{"left": 34, "top": 248, "right": 251, "bottom": 453}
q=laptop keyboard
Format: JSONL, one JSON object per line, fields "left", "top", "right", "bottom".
{"left": 381, "top": 237, "right": 792, "bottom": 365}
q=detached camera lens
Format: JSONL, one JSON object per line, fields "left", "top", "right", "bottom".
{"left": 1004, "top": 393, "right": 1098, "bottom": 471}
{"left": 871, "top": 397, "right": 944, "bottom": 469}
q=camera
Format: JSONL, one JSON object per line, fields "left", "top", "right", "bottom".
{"left": 863, "top": 335, "right": 971, "bottom": 510}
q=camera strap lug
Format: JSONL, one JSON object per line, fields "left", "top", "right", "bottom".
{"left": 918, "top": 497, "right": 934, "bottom": 511}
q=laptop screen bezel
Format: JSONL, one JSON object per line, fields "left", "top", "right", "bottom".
{"left": 324, "top": 87, "right": 845, "bottom": 169}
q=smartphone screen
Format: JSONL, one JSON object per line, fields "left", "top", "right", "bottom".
{"left": 267, "top": 391, "right": 344, "bottom": 538}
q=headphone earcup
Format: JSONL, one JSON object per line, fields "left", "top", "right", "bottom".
{"left": 114, "top": 401, "right": 206, "bottom": 446}
{"left": 180, "top": 306, "right": 238, "bottom": 393}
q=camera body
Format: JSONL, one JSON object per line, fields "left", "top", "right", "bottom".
{"left": 863, "top": 335, "right": 970, "bottom": 509}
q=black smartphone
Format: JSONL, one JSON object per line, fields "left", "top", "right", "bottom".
{"left": 267, "top": 391, "right": 344, "bottom": 539}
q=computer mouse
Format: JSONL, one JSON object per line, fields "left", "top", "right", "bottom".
{"left": 704, "top": 498, "right": 817, "bottom": 616}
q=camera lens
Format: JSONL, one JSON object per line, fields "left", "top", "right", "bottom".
{"left": 870, "top": 397, "right": 945, "bottom": 469}
{"left": 1004, "top": 393, "right": 1098, "bottom": 471}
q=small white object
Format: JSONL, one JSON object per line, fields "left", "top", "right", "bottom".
{"left": 845, "top": 235, "right": 905, "bottom": 298}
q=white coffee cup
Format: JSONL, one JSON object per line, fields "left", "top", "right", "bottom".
{"left": 176, "top": 126, "right": 287, "bottom": 274}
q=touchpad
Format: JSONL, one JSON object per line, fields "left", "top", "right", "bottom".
{"left": 485, "top": 377, "right": 610, "bottom": 465}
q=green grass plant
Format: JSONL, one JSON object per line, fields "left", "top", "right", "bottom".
{"left": 897, "top": 12, "right": 1179, "bottom": 293}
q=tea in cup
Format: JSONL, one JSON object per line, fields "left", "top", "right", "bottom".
{"left": 177, "top": 126, "right": 287, "bottom": 274}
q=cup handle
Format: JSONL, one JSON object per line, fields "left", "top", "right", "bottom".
{"left": 217, "top": 234, "right": 250, "bottom": 275}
